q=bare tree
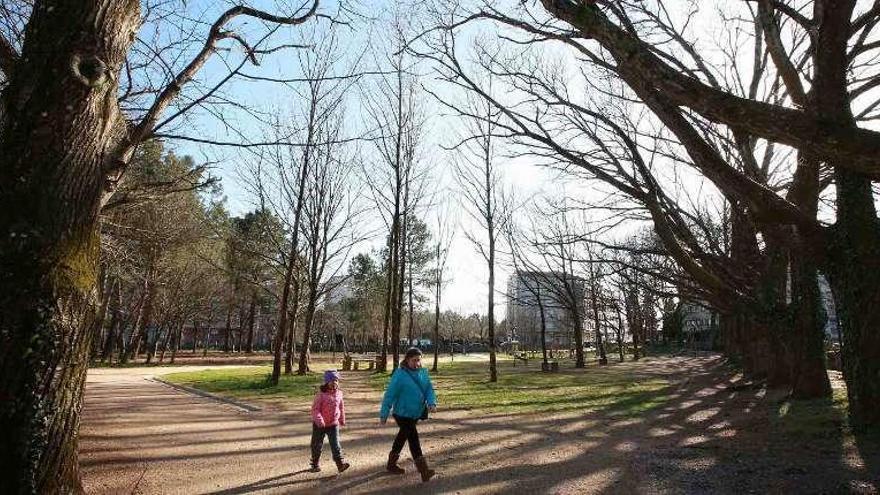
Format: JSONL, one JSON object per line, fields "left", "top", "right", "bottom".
{"left": 507, "top": 200, "right": 593, "bottom": 368}
{"left": 242, "top": 25, "right": 357, "bottom": 384}
{"left": 430, "top": 207, "right": 455, "bottom": 372}
{"left": 505, "top": 223, "right": 553, "bottom": 368}
{"left": 441, "top": 0, "right": 880, "bottom": 426}
{"left": 361, "top": 13, "right": 427, "bottom": 371}
{"left": 296, "top": 112, "right": 362, "bottom": 374}
{"left": 421, "top": 2, "right": 845, "bottom": 404}
{"left": 449, "top": 67, "right": 512, "bottom": 382}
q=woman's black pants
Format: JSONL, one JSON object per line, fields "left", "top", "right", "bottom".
{"left": 390, "top": 414, "right": 423, "bottom": 458}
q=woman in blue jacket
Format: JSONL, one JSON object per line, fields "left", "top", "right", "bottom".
{"left": 380, "top": 347, "right": 437, "bottom": 482}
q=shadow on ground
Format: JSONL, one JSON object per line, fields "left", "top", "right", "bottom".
{"left": 80, "top": 356, "right": 880, "bottom": 494}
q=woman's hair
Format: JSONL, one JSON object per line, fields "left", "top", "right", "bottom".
{"left": 400, "top": 347, "right": 423, "bottom": 368}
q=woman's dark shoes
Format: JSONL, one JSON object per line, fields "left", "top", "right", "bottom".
{"left": 309, "top": 462, "right": 321, "bottom": 473}
{"left": 335, "top": 459, "right": 351, "bottom": 473}
{"left": 414, "top": 456, "right": 435, "bottom": 482}
{"left": 386, "top": 453, "right": 406, "bottom": 474}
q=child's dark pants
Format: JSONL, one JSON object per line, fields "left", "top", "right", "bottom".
{"left": 311, "top": 424, "right": 343, "bottom": 464}
{"left": 390, "top": 414, "right": 423, "bottom": 458}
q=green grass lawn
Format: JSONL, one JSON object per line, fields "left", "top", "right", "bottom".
{"left": 164, "top": 358, "right": 671, "bottom": 417}
{"left": 163, "top": 366, "right": 329, "bottom": 403}
{"left": 369, "top": 360, "right": 672, "bottom": 416}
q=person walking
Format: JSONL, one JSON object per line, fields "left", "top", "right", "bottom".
{"left": 309, "top": 370, "right": 350, "bottom": 473}
{"left": 379, "top": 347, "right": 437, "bottom": 482}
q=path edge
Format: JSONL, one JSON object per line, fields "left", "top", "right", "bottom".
{"left": 149, "top": 376, "right": 262, "bottom": 412}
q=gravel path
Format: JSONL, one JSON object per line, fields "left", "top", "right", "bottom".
{"left": 79, "top": 357, "right": 879, "bottom": 494}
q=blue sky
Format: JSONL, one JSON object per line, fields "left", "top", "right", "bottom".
{"left": 145, "top": 0, "right": 560, "bottom": 317}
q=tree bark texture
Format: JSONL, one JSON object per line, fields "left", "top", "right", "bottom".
{"left": 0, "top": 2, "right": 141, "bottom": 492}
{"left": 812, "top": 0, "right": 880, "bottom": 426}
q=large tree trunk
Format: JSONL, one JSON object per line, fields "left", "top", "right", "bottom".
{"left": 780, "top": 146, "right": 831, "bottom": 399}
{"left": 727, "top": 202, "right": 798, "bottom": 389}
{"left": 783, "top": 237, "right": 831, "bottom": 399}
{"left": 0, "top": 2, "right": 141, "bottom": 492}
{"left": 812, "top": 1, "right": 880, "bottom": 427}
{"left": 828, "top": 168, "right": 880, "bottom": 427}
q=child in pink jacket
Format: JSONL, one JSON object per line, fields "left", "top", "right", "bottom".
{"left": 309, "top": 370, "right": 350, "bottom": 473}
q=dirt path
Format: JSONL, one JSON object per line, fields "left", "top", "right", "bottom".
{"left": 80, "top": 357, "right": 879, "bottom": 494}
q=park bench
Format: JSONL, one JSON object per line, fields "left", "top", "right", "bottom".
{"left": 342, "top": 354, "right": 379, "bottom": 371}
{"left": 541, "top": 359, "right": 559, "bottom": 372}
{"left": 512, "top": 351, "right": 529, "bottom": 367}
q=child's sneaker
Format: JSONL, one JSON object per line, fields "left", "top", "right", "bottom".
{"left": 335, "top": 459, "right": 350, "bottom": 473}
